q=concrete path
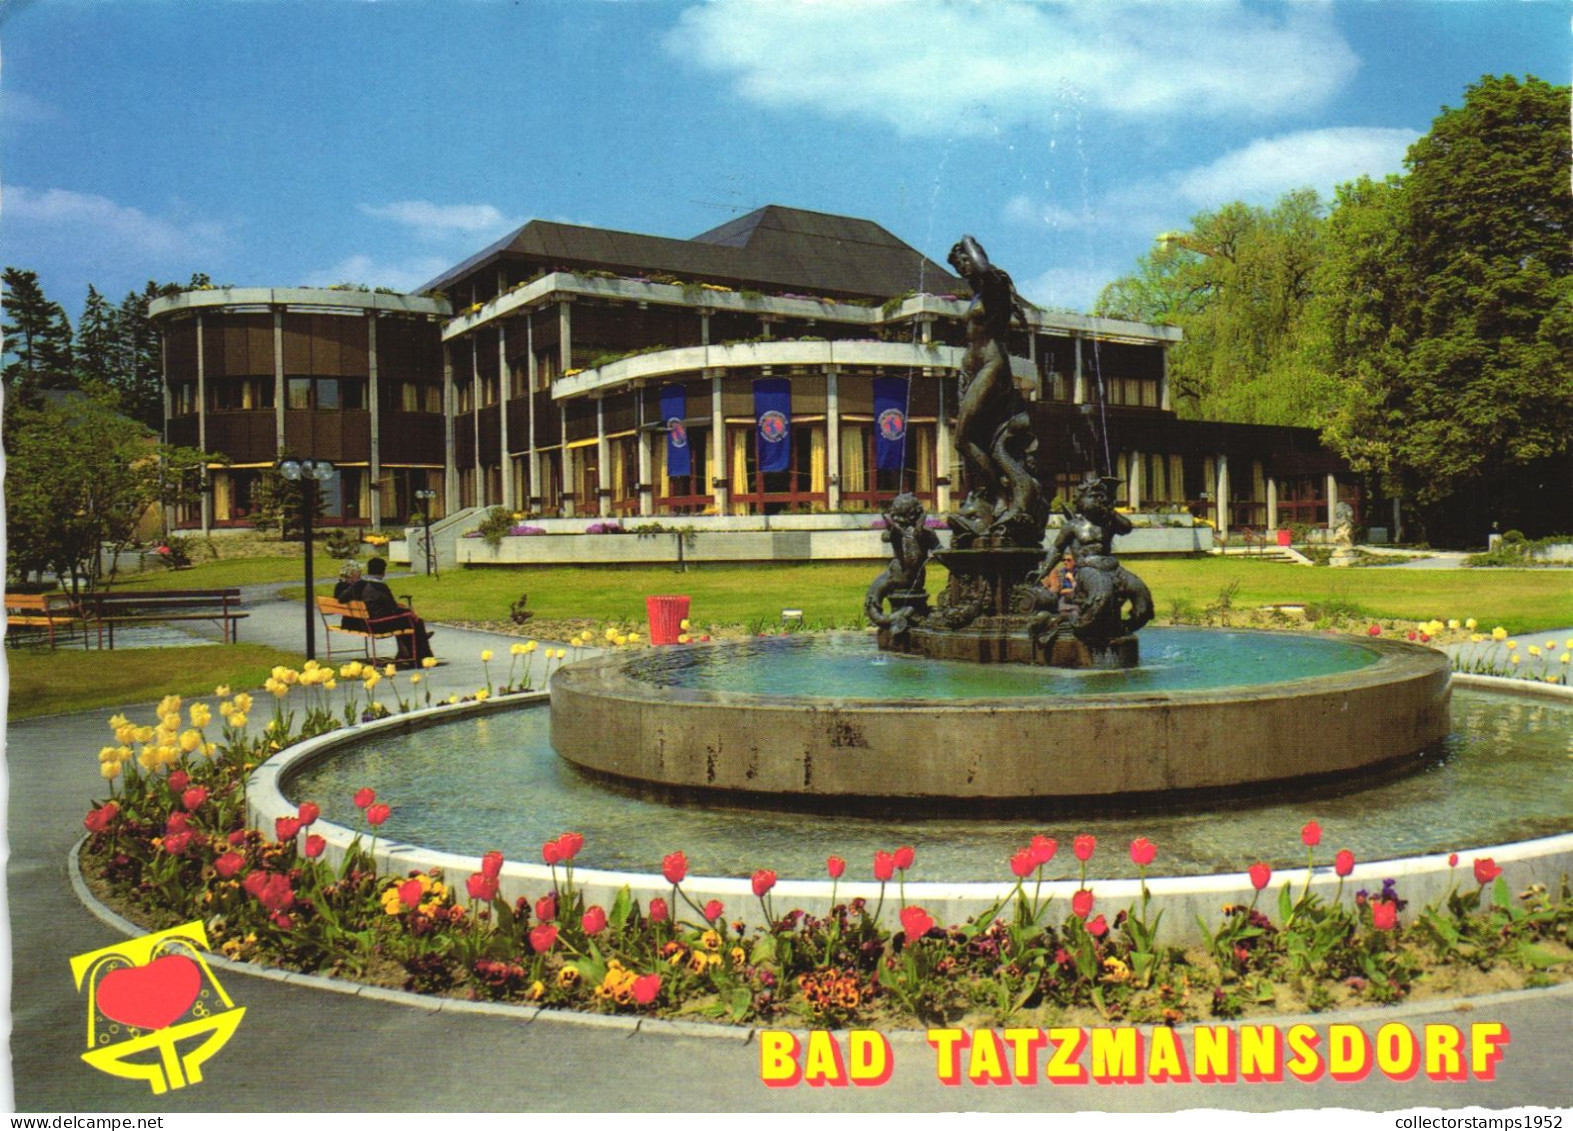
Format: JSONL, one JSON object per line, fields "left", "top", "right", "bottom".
{"left": 9, "top": 586, "right": 1573, "bottom": 1112}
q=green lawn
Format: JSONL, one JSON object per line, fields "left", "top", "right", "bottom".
{"left": 6, "top": 643, "right": 306, "bottom": 721}
{"left": 357, "top": 557, "right": 1573, "bottom": 635}
{"left": 113, "top": 556, "right": 306, "bottom": 589}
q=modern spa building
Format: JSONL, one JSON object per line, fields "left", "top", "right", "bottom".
{"left": 150, "top": 205, "right": 1356, "bottom": 539}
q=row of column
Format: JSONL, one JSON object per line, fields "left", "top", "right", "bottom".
{"left": 1122, "top": 451, "right": 1341, "bottom": 536}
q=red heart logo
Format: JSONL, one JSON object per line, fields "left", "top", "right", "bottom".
{"left": 96, "top": 955, "right": 202, "bottom": 1031}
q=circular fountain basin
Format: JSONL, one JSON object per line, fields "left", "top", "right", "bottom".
{"left": 550, "top": 629, "right": 1450, "bottom": 808}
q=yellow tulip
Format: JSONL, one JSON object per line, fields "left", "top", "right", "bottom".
{"left": 1506, "top": 641, "right": 1518, "bottom": 650}
{"left": 189, "top": 703, "right": 212, "bottom": 728}
{"left": 525, "top": 641, "right": 538, "bottom": 653}
{"left": 1561, "top": 653, "right": 1570, "bottom": 665}
{"left": 157, "top": 694, "right": 183, "bottom": 718}
{"left": 510, "top": 643, "right": 526, "bottom": 655}
{"left": 1491, "top": 627, "right": 1507, "bottom": 640}
{"left": 1510, "top": 655, "right": 1521, "bottom": 665}
{"left": 1465, "top": 618, "right": 1477, "bottom": 630}
{"left": 1447, "top": 620, "right": 1460, "bottom": 630}
{"left": 481, "top": 650, "right": 494, "bottom": 662}
{"left": 233, "top": 693, "right": 254, "bottom": 712}
{"left": 385, "top": 663, "right": 397, "bottom": 678}
{"left": 228, "top": 713, "right": 248, "bottom": 728}
{"left": 1528, "top": 646, "right": 1541, "bottom": 657}
{"left": 1547, "top": 640, "right": 1558, "bottom": 651}
{"left": 179, "top": 729, "right": 202, "bottom": 753}
{"left": 410, "top": 674, "right": 422, "bottom": 685}
{"left": 422, "top": 656, "right": 438, "bottom": 669}
{"left": 100, "top": 761, "right": 122, "bottom": 781}
{"left": 214, "top": 684, "right": 230, "bottom": 697}
{"left": 475, "top": 689, "right": 490, "bottom": 701}
{"left": 680, "top": 619, "right": 691, "bottom": 631}
{"left": 108, "top": 713, "right": 129, "bottom": 730}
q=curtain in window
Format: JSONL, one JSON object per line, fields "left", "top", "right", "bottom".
{"left": 809, "top": 426, "right": 826, "bottom": 495}
{"left": 914, "top": 426, "right": 934, "bottom": 493}
{"left": 730, "top": 428, "right": 749, "bottom": 515}
{"left": 213, "top": 473, "right": 233, "bottom": 520}
{"left": 840, "top": 426, "right": 866, "bottom": 498}
{"left": 1169, "top": 455, "right": 1185, "bottom": 504}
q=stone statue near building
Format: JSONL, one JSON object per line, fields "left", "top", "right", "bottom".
{"left": 1047, "top": 472, "right": 1154, "bottom": 645}
{"left": 1329, "top": 500, "right": 1359, "bottom": 568}
{"left": 947, "top": 235, "right": 1048, "bottom": 549}
{"left": 864, "top": 493, "right": 939, "bottom": 637}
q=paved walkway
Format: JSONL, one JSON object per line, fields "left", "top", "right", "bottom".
{"left": 9, "top": 583, "right": 1573, "bottom": 1112}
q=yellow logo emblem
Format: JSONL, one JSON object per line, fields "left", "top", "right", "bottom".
{"left": 70, "top": 922, "right": 245, "bottom": 1094}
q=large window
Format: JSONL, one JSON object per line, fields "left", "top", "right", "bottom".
{"left": 208, "top": 377, "right": 275, "bottom": 412}
{"left": 378, "top": 468, "right": 445, "bottom": 524}
{"left": 286, "top": 377, "right": 365, "bottom": 411}
{"left": 380, "top": 381, "right": 443, "bottom": 414}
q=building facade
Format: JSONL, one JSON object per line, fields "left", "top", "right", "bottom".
{"left": 152, "top": 206, "right": 1355, "bottom": 538}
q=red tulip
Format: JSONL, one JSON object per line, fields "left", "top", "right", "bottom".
{"left": 1367, "top": 624, "right": 1381, "bottom": 636}
{"left": 215, "top": 852, "right": 245, "bottom": 878}
{"left": 541, "top": 840, "right": 563, "bottom": 866}
{"left": 1129, "top": 837, "right": 1157, "bottom": 867}
{"left": 297, "top": 801, "right": 321, "bottom": 827}
{"left": 581, "top": 905, "right": 607, "bottom": 935}
{"left": 1334, "top": 849, "right": 1355, "bottom": 877}
{"left": 529, "top": 924, "right": 558, "bottom": 953}
{"left": 1073, "top": 834, "right": 1096, "bottom": 862}
{"left": 900, "top": 905, "right": 934, "bottom": 939}
{"left": 365, "top": 803, "right": 391, "bottom": 827}
{"left": 165, "top": 811, "right": 189, "bottom": 834}
{"left": 1473, "top": 858, "right": 1502, "bottom": 885}
{"left": 556, "top": 832, "right": 584, "bottom": 862}
{"left": 271, "top": 913, "right": 294, "bottom": 931}
{"left": 1010, "top": 848, "right": 1036, "bottom": 878}
{"left": 168, "top": 770, "right": 190, "bottom": 793}
{"left": 1419, "top": 633, "right": 1430, "bottom": 643}
{"left": 751, "top": 869, "right": 777, "bottom": 897}
{"left": 83, "top": 802, "right": 119, "bottom": 834}
{"left": 648, "top": 897, "right": 669, "bottom": 923}
{"left": 1029, "top": 835, "right": 1057, "bottom": 866}
{"left": 893, "top": 845, "right": 915, "bottom": 871}
{"left": 275, "top": 816, "right": 302, "bottom": 842}
{"left": 242, "top": 871, "right": 269, "bottom": 897}
{"left": 703, "top": 899, "right": 724, "bottom": 922}
{"left": 662, "top": 851, "right": 688, "bottom": 885}
{"left": 353, "top": 787, "right": 376, "bottom": 809}
{"left": 1448, "top": 853, "right": 1459, "bottom": 868}
{"left": 873, "top": 850, "right": 896, "bottom": 882}
{"left": 259, "top": 874, "right": 295, "bottom": 913}
{"left": 826, "top": 855, "right": 846, "bottom": 879}
{"left": 228, "top": 829, "right": 248, "bottom": 846}
{"left": 1301, "top": 820, "right": 1322, "bottom": 847}
{"left": 1406, "top": 630, "right": 1417, "bottom": 641}
{"left": 181, "top": 786, "right": 208, "bottom": 812}
{"left": 633, "top": 973, "right": 662, "bottom": 1005}
{"left": 534, "top": 894, "right": 556, "bottom": 922}
{"left": 162, "top": 830, "right": 193, "bottom": 856}
{"left": 1071, "top": 889, "right": 1094, "bottom": 919}
{"left": 466, "top": 873, "right": 499, "bottom": 902}
{"left": 398, "top": 878, "right": 424, "bottom": 908}
{"left": 1371, "top": 900, "right": 1398, "bottom": 931}
{"left": 480, "top": 850, "right": 504, "bottom": 880}
{"left": 1248, "top": 862, "right": 1271, "bottom": 891}
{"left": 1086, "top": 914, "right": 1108, "bottom": 938}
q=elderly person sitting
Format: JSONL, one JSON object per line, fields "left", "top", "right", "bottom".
{"left": 334, "top": 561, "right": 366, "bottom": 631}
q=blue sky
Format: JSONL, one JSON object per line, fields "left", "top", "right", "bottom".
{"left": 2, "top": 0, "right": 1566, "bottom": 320}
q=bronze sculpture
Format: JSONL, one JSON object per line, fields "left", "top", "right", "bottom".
{"left": 864, "top": 493, "right": 939, "bottom": 637}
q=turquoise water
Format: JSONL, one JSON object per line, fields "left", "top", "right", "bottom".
{"left": 289, "top": 687, "right": 1573, "bottom": 882}
{"left": 619, "top": 628, "right": 1379, "bottom": 699}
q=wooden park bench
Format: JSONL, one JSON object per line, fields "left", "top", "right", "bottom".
{"left": 5, "top": 592, "right": 87, "bottom": 648}
{"left": 85, "top": 588, "right": 249, "bottom": 650}
{"left": 315, "top": 595, "right": 416, "bottom": 664}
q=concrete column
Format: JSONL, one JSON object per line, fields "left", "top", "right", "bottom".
{"left": 1215, "top": 454, "right": 1230, "bottom": 537}
{"left": 1026, "top": 332, "right": 1040, "bottom": 401}
{"left": 561, "top": 404, "right": 574, "bottom": 517}
{"left": 935, "top": 375, "right": 952, "bottom": 514}
{"left": 826, "top": 367, "right": 842, "bottom": 511}
{"left": 700, "top": 310, "right": 711, "bottom": 346}
{"left": 558, "top": 299, "right": 572, "bottom": 373}
{"left": 1128, "top": 450, "right": 1142, "bottom": 512}
{"left": 273, "top": 310, "right": 286, "bottom": 449}
{"left": 637, "top": 388, "right": 654, "bottom": 517}
{"left": 596, "top": 396, "right": 610, "bottom": 518}
{"left": 1266, "top": 476, "right": 1279, "bottom": 531}
{"left": 367, "top": 315, "right": 381, "bottom": 528}
{"left": 498, "top": 323, "right": 512, "bottom": 511}
{"left": 1159, "top": 347, "right": 1172, "bottom": 411}
{"left": 196, "top": 314, "right": 210, "bottom": 534}
{"left": 471, "top": 337, "right": 483, "bottom": 506}
{"left": 442, "top": 346, "right": 458, "bottom": 515}
{"left": 710, "top": 372, "right": 728, "bottom": 514}
{"left": 1325, "top": 472, "right": 1339, "bottom": 528}
{"left": 526, "top": 317, "right": 539, "bottom": 508}
{"left": 1072, "top": 335, "right": 1086, "bottom": 405}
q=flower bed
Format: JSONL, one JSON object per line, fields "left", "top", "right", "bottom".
{"left": 77, "top": 668, "right": 1573, "bottom": 1028}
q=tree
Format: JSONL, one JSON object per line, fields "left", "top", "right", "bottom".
{"left": 113, "top": 282, "right": 172, "bottom": 428}
{"left": 75, "top": 284, "right": 122, "bottom": 394}
{"left": 5, "top": 396, "right": 213, "bottom": 594}
{"left": 1317, "top": 75, "right": 1573, "bottom": 535}
{"left": 2, "top": 267, "right": 75, "bottom": 406}
{"left": 1096, "top": 190, "right": 1332, "bottom": 427}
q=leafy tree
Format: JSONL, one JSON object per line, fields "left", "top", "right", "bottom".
{"left": 1317, "top": 75, "right": 1573, "bottom": 535}
{"left": 1096, "top": 191, "right": 1332, "bottom": 426}
{"left": 5, "top": 396, "right": 214, "bottom": 594}
{"left": 2, "top": 267, "right": 75, "bottom": 406}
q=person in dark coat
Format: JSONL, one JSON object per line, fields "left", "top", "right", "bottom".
{"left": 334, "top": 561, "right": 367, "bottom": 631}
{"left": 353, "top": 557, "right": 434, "bottom": 665}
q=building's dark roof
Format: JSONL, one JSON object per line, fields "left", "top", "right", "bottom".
{"left": 419, "top": 205, "right": 963, "bottom": 301}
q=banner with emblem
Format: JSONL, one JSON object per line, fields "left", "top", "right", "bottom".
{"left": 873, "top": 376, "right": 909, "bottom": 471}
{"left": 753, "top": 377, "right": 792, "bottom": 473}
{"left": 660, "top": 384, "right": 690, "bottom": 477}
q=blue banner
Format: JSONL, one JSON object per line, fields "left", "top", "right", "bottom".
{"left": 660, "top": 385, "right": 690, "bottom": 477}
{"left": 753, "top": 378, "right": 792, "bottom": 474}
{"left": 873, "top": 376, "right": 910, "bottom": 472}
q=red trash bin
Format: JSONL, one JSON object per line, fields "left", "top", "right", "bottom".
{"left": 646, "top": 595, "right": 692, "bottom": 645}
{"left": 1276, "top": 529, "right": 1293, "bottom": 547}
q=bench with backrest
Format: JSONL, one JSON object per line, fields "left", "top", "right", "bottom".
{"left": 86, "top": 588, "right": 249, "bottom": 650}
{"left": 315, "top": 595, "right": 416, "bottom": 664}
{"left": 5, "top": 592, "right": 87, "bottom": 648}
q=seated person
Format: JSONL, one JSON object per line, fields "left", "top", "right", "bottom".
{"left": 1044, "top": 551, "right": 1080, "bottom": 622}
{"left": 352, "top": 557, "right": 434, "bottom": 665}
{"left": 334, "top": 561, "right": 366, "bottom": 631}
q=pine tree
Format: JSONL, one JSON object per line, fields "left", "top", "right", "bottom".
{"left": 76, "top": 284, "right": 122, "bottom": 394}
{"left": 2, "top": 267, "right": 76, "bottom": 406}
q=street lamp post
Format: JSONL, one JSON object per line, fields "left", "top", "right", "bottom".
{"left": 277, "top": 457, "right": 336, "bottom": 661}
{"left": 414, "top": 488, "right": 438, "bottom": 578}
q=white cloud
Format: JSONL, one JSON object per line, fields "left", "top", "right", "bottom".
{"left": 667, "top": 1, "right": 1358, "bottom": 136}
{"left": 359, "top": 200, "right": 522, "bottom": 242}
{"left": 1173, "top": 127, "right": 1419, "bottom": 206}
{"left": 1020, "top": 262, "right": 1122, "bottom": 313}
{"left": 301, "top": 254, "right": 454, "bottom": 294}
{"left": 2, "top": 183, "right": 225, "bottom": 259}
